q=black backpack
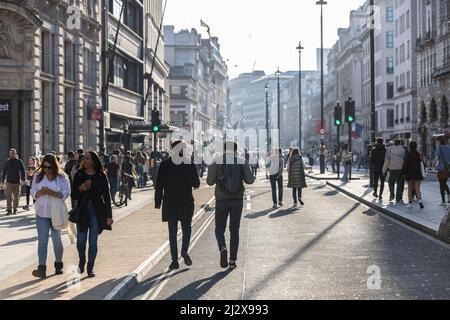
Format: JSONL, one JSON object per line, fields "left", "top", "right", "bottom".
{"left": 218, "top": 157, "right": 243, "bottom": 194}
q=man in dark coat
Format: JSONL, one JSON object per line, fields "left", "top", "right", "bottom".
{"left": 155, "top": 140, "right": 200, "bottom": 270}
{"left": 370, "top": 138, "right": 387, "bottom": 200}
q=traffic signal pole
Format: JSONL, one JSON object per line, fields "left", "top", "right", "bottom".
{"left": 337, "top": 125, "right": 340, "bottom": 179}
{"left": 348, "top": 121, "right": 352, "bottom": 181}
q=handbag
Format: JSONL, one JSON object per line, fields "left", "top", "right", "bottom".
{"left": 68, "top": 192, "right": 88, "bottom": 224}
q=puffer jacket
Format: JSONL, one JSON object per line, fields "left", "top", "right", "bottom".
{"left": 382, "top": 145, "right": 406, "bottom": 173}
{"left": 287, "top": 155, "right": 307, "bottom": 189}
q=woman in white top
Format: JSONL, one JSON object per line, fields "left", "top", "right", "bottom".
{"left": 31, "top": 154, "right": 71, "bottom": 279}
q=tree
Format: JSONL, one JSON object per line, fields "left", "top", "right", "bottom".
{"left": 420, "top": 101, "right": 427, "bottom": 123}
{"left": 430, "top": 98, "right": 438, "bottom": 122}
{"left": 441, "top": 95, "right": 449, "bottom": 125}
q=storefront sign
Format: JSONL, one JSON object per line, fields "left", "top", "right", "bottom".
{"left": 0, "top": 100, "right": 11, "bottom": 114}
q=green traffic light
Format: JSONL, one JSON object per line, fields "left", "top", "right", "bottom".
{"left": 152, "top": 125, "right": 160, "bottom": 133}
{"left": 347, "top": 116, "right": 354, "bottom": 122}
{"left": 335, "top": 120, "right": 342, "bottom": 126}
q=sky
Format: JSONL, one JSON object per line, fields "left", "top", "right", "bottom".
{"left": 164, "top": 0, "right": 366, "bottom": 79}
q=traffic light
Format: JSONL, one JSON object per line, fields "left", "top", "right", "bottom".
{"left": 345, "top": 98, "right": 355, "bottom": 123}
{"left": 151, "top": 110, "right": 161, "bottom": 133}
{"left": 334, "top": 103, "right": 343, "bottom": 126}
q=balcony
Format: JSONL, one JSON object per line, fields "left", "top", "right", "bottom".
{"left": 433, "top": 61, "right": 450, "bottom": 79}
{"left": 397, "top": 86, "right": 405, "bottom": 93}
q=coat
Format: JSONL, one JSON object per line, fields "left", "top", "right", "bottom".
{"left": 155, "top": 157, "right": 200, "bottom": 222}
{"left": 403, "top": 150, "right": 424, "bottom": 181}
{"left": 383, "top": 145, "right": 406, "bottom": 173}
{"left": 370, "top": 145, "right": 386, "bottom": 172}
{"left": 287, "top": 155, "right": 307, "bottom": 189}
{"left": 71, "top": 170, "right": 113, "bottom": 235}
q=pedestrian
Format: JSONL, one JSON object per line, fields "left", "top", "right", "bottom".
{"left": 382, "top": 139, "right": 407, "bottom": 203}
{"left": 250, "top": 152, "right": 259, "bottom": 177}
{"left": 287, "top": 148, "right": 309, "bottom": 207}
{"left": 135, "top": 151, "right": 146, "bottom": 188}
{"left": 121, "top": 155, "right": 136, "bottom": 200}
{"left": 64, "top": 151, "right": 77, "bottom": 184}
{"left": 71, "top": 151, "right": 113, "bottom": 277}
{"left": 155, "top": 141, "right": 200, "bottom": 270}
{"left": 76, "top": 149, "right": 84, "bottom": 160}
{"left": 24, "top": 156, "right": 37, "bottom": 211}
{"left": 331, "top": 149, "right": 337, "bottom": 174}
{"left": 98, "top": 147, "right": 110, "bottom": 166}
{"left": 105, "top": 155, "right": 120, "bottom": 199}
{"left": 1, "top": 148, "right": 26, "bottom": 215}
{"left": 207, "top": 141, "right": 255, "bottom": 269}
{"left": 308, "top": 146, "right": 316, "bottom": 173}
{"left": 434, "top": 136, "right": 450, "bottom": 206}
{"left": 341, "top": 144, "right": 352, "bottom": 183}
{"left": 370, "top": 138, "right": 387, "bottom": 200}
{"left": 30, "top": 154, "right": 71, "bottom": 279}
{"left": 268, "top": 148, "right": 285, "bottom": 209}
{"left": 319, "top": 144, "right": 327, "bottom": 174}
{"left": 403, "top": 141, "right": 424, "bottom": 209}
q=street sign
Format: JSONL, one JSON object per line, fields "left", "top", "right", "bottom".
{"left": 320, "top": 129, "right": 325, "bottom": 135}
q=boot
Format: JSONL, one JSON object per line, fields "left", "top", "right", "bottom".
{"left": 87, "top": 261, "right": 95, "bottom": 278}
{"left": 54, "top": 262, "right": 64, "bottom": 275}
{"left": 32, "top": 265, "right": 47, "bottom": 279}
{"left": 78, "top": 258, "right": 86, "bottom": 274}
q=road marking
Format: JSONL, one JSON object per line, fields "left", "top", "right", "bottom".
{"left": 141, "top": 212, "right": 216, "bottom": 300}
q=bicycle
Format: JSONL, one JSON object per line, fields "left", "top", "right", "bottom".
{"left": 112, "top": 179, "right": 130, "bottom": 208}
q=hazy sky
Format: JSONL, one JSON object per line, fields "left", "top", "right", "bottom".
{"left": 165, "top": 0, "right": 366, "bottom": 79}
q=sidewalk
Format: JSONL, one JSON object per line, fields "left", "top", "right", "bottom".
{"left": 307, "top": 169, "right": 448, "bottom": 237}
{"left": 0, "top": 185, "right": 215, "bottom": 300}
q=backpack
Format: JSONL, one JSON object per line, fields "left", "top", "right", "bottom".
{"left": 218, "top": 157, "right": 243, "bottom": 194}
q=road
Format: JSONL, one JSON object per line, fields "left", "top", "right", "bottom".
{"left": 125, "top": 176, "right": 450, "bottom": 300}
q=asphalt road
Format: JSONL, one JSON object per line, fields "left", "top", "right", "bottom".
{"left": 125, "top": 176, "right": 450, "bottom": 300}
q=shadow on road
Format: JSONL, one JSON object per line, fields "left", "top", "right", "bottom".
{"left": 269, "top": 208, "right": 298, "bottom": 219}
{"left": 244, "top": 208, "right": 276, "bottom": 220}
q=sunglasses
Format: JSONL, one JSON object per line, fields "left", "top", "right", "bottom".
{"left": 43, "top": 165, "right": 53, "bottom": 170}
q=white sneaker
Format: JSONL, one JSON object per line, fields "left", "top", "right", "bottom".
{"left": 407, "top": 203, "right": 413, "bottom": 209}
{"left": 439, "top": 203, "right": 447, "bottom": 207}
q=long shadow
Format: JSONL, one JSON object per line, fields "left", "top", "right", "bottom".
{"left": 126, "top": 269, "right": 190, "bottom": 299}
{"left": 0, "top": 275, "right": 57, "bottom": 299}
{"left": 313, "top": 185, "right": 327, "bottom": 190}
{"left": 0, "top": 236, "right": 38, "bottom": 247}
{"left": 243, "top": 202, "right": 360, "bottom": 299}
{"left": 323, "top": 190, "right": 339, "bottom": 197}
{"left": 0, "top": 217, "right": 36, "bottom": 229}
{"left": 251, "top": 190, "right": 273, "bottom": 199}
{"left": 165, "top": 269, "right": 233, "bottom": 300}
{"left": 244, "top": 208, "right": 276, "bottom": 220}
{"left": 269, "top": 208, "right": 298, "bottom": 219}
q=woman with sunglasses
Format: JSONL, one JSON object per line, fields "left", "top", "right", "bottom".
{"left": 71, "top": 151, "right": 113, "bottom": 277}
{"left": 30, "top": 154, "right": 70, "bottom": 279}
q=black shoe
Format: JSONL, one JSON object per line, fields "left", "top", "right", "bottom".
{"left": 78, "top": 259, "right": 86, "bottom": 274}
{"left": 32, "top": 265, "right": 47, "bottom": 279}
{"left": 54, "top": 262, "right": 64, "bottom": 275}
{"left": 379, "top": 196, "right": 383, "bottom": 200}
{"left": 220, "top": 248, "right": 228, "bottom": 268}
{"left": 373, "top": 193, "right": 378, "bottom": 198}
{"left": 299, "top": 199, "right": 305, "bottom": 206}
{"left": 6, "top": 210, "right": 11, "bottom": 216}
{"left": 13, "top": 209, "right": 17, "bottom": 215}
{"left": 420, "top": 202, "right": 424, "bottom": 209}
{"left": 87, "top": 262, "right": 95, "bottom": 277}
{"left": 182, "top": 253, "right": 192, "bottom": 266}
{"left": 169, "top": 261, "right": 179, "bottom": 270}
{"left": 23, "top": 206, "right": 30, "bottom": 211}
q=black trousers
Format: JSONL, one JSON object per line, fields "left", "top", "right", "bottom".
{"left": 373, "top": 171, "right": 385, "bottom": 196}
{"left": 439, "top": 177, "right": 450, "bottom": 203}
{"left": 292, "top": 188, "right": 302, "bottom": 203}
{"left": 168, "top": 219, "right": 192, "bottom": 262}
{"left": 215, "top": 199, "right": 243, "bottom": 261}
{"left": 270, "top": 175, "right": 283, "bottom": 204}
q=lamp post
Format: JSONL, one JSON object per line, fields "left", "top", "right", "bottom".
{"left": 316, "top": 0, "right": 327, "bottom": 174}
{"left": 296, "top": 41, "right": 304, "bottom": 150}
{"left": 369, "top": 0, "right": 376, "bottom": 188}
{"left": 276, "top": 68, "right": 281, "bottom": 149}
{"left": 265, "top": 84, "right": 271, "bottom": 154}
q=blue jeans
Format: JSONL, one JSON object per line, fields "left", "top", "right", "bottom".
{"left": 76, "top": 204, "right": 99, "bottom": 267}
{"left": 269, "top": 175, "right": 283, "bottom": 204}
{"left": 108, "top": 177, "right": 118, "bottom": 199}
{"left": 137, "top": 165, "right": 144, "bottom": 188}
{"left": 342, "top": 163, "right": 351, "bottom": 182}
{"left": 36, "top": 216, "right": 63, "bottom": 266}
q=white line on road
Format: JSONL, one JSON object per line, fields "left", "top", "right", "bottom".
{"left": 141, "top": 212, "right": 216, "bottom": 300}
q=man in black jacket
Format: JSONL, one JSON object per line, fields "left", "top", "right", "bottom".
{"left": 370, "top": 138, "right": 387, "bottom": 200}
{"left": 1, "top": 148, "right": 25, "bottom": 215}
{"left": 155, "top": 140, "right": 200, "bottom": 270}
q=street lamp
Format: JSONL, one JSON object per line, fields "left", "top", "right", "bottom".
{"left": 276, "top": 68, "right": 281, "bottom": 149}
{"left": 296, "top": 41, "right": 304, "bottom": 150}
{"left": 316, "top": 0, "right": 327, "bottom": 174}
{"left": 265, "top": 83, "right": 271, "bottom": 154}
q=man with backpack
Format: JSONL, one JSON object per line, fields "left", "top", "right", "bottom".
{"left": 207, "top": 141, "right": 255, "bottom": 269}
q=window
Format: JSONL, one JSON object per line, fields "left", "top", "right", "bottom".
{"left": 111, "top": 54, "right": 141, "bottom": 93}
{"left": 387, "top": 82, "right": 394, "bottom": 99}
{"left": 400, "top": 43, "right": 406, "bottom": 63}
{"left": 396, "top": 104, "right": 399, "bottom": 121}
{"left": 400, "top": 14, "right": 405, "bottom": 34}
{"left": 401, "top": 103, "right": 405, "bottom": 122}
{"left": 386, "top": 7, "right": 394, "bottom": 22}
{"left": 41, "top": 30, "right": 53, "bottom": 74}
{"left": 395, "top": 20, "right": 399, "bottom": 37}
{"left": 407, "top": 40, "right": 410, "bottom": 60}
{"left": 406, "top": 10, "right": 410, "bottom": 29}
{"left": 407, "top": 71, "right": 411, "bottom": 88}
{"left": 387, "top": 109, "right": 395, "bottom": 128}
{"left": 171, "top": 86, "right": 181, "bottom": 95}
{"left": 64, "top": 41, "right": 74, "bottom": 81}
{"left": 406, "top": 102, "right": 411, "bottom": 122}
{"left": 387, "top": 57, "right": 394, "bottom": 74}
{"left": 395, "top": 48, "right": 399, "bottom": 65}
{"left": 387, "top": 32, "right": 394, "bottom": 48}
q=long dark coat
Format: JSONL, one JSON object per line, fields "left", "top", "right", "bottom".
{"left": 71, "top": 170, "right": 112, "bottom": 235}
{"left": 287, "top": 155, "right": 307, "bottom": 189}
{"left": 155, "top": 157, "right": 200, "bottom": 222}
{"left": 403, "top": 150, "right": 424, "bottom": 181}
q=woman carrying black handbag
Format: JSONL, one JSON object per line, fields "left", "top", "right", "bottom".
{"left": 71, "top": 151, "right": 113, "bottom": 278}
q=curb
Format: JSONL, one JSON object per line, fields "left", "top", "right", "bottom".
{"left": 103, "top": 196, "right": 216, "bottom": 300}
{"left": 306, "top": 174, "right": 361, "bottom": 181}
{"left": 325, "top": 181, "right": 437, "bottom": 238}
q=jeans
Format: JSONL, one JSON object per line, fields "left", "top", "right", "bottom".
{"left": 439, "top": 177, "right": 450, "bottom": 203}
{"left": 320, "top": 155, "right": 325, "bottom": 174}
{"left": 25, "top": 185, "right": 32, "bottom": 206}
{"left": 373, "top": 171, "right": 385, "bottom": 197}
{"left": 215, "top": 199, "right": 243, "bottom": 261}
{"left": 331, "top": 161, "right": 336, "bottom": 173}
{"left": 36, "top": 216, "right": 63, "bottom": 266}
{"left": 269, "top": 175, "right": 283, "bottom": 204}
{"left": 137, "top": 165, "right": 144, "bottom": 188}
{"left": 388, "top": 170, "right": 404, "bottom": 201}
{"left": 292, "top": 188, "right": 302, "bottom": 203}
{"left": 168, "top": 219, "right": 192, "bottom": 262}
{"left": 108, "top": 177, "right": 118, "bottom": 199}
{"left": 342, "top": 163, "right": 351, "bottom": 182}
{"left": 252, "top": 167, "right": 258, "bottom": 176}
{"left": 76, "top": 204, "right": 99, "bottom": 267}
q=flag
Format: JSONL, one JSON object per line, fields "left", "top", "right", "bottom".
{"left": 200, "top": 19, "right": 211, "bottom": 37}
{"left": 352, "top": 123, "right": 364, "bottom": 139}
